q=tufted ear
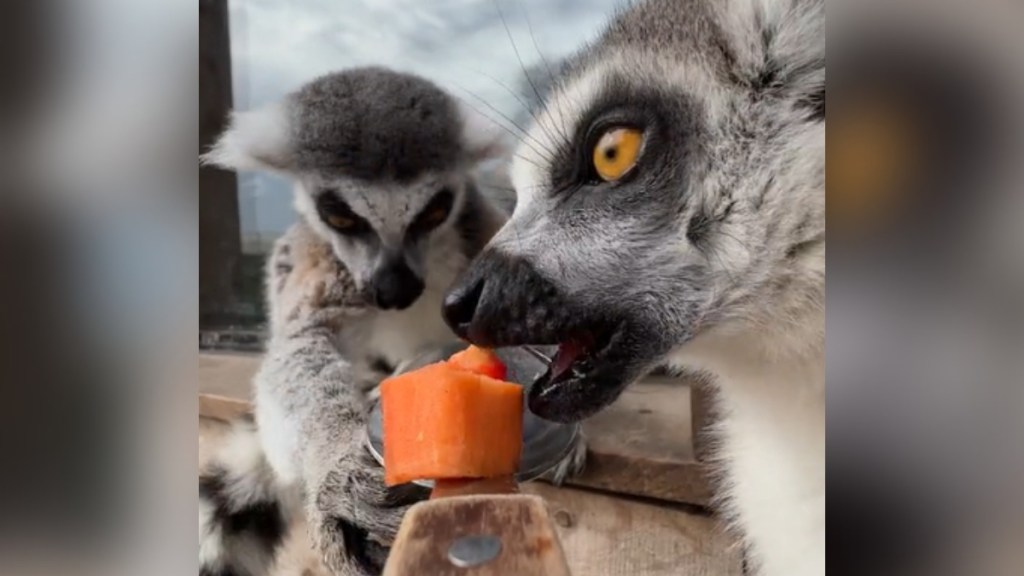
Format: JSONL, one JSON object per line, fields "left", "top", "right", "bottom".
{"left": 200, "top": 101, "right": 294, "bottom": 173}
{"left": 457, "top": 99, "right": 511, "bottom": 165}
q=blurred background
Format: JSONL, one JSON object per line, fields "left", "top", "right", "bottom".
{"left": 0, "top": 0, "right": 1021, "bottom": 574}
{"left": 829, "top": 1, "right": 1024, "bottom": 575}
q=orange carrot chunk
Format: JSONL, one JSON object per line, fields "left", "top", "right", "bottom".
{"left": 381, "top": 362, "right": 523, "bottom": 487}
{"left": 446, "top": 345, "right": 508, "bottom": 380}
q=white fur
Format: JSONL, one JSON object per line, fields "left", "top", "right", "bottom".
{"left": 201, "top": 101, "right": 293, "bottom": 173}
{"left": 457, "top": 99, "right": 512, "bottom": 164}
{"left": 256, "top": 384, "right": 303, "bottom": 485}
{"left": 198, "top": 498, "right": 224, "bottom": 568}
{"left": 509, "top": 65, "right": 607, "bottom": 215}
{"left": 673, "top": 303, "right": 824, "bottom": 576}
{"left": 367, "top": 285, "right": 459, "bottom": 369}
{"left": 219, "top": 423, "right": 282, "bottom": 505}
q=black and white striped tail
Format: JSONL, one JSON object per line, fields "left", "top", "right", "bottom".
{"left": 199, "top": 420, "right": 291, "bottom": 576}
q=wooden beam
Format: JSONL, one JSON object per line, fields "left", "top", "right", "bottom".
{"left": 199, "top": 0, "right": 243, "bottom": 327}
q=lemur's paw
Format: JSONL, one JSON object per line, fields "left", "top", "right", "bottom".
{"left": 308, "top": 446, "right": 427, "bottom": 576}
{"left": 541, "top": 429, "right": 588, "bottom": 486}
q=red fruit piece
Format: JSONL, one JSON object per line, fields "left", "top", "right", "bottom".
{"left": 447, "top": 345, "right": 508, "bottom": 380}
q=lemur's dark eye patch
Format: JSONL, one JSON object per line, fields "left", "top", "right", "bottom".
{"left": 408, "top": 189, "right": 454, "bottom": 237}
{"left": 547, "top": 88, "right": 666, "bottom": 192}
{"left": 316, "top": 193, "right": 371, "bottom": 235}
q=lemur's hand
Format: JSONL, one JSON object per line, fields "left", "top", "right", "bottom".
{"left": 308, "top": 435, "right": 427, "bottom": 576}
{"left": 268, "top": 225, "right": 366, "bottom": 336}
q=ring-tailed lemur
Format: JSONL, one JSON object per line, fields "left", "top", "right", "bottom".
{"left": 198, "top": 68, "right": 587, "bottom": 576}
{"left": 442, "top": 1, "right": 824, "bottom": 575}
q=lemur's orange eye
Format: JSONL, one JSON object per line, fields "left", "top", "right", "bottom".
{"left": 422, "top": 207, "right": 449, "bottom": 227}
{"left": 592, "top": 127, "right": 643, "bottom": 182}
{"left": 316, "top": 193, "right": 371, "bottom": 235}
{"left": 326, "top": 214, "right": 357, "bottom": 231}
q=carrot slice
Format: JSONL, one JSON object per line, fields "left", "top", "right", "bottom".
{"left": 447, "top": 345, "right": 508, "bottom": 380}
{"left": 381, "top": 362, "right": 523, "bottom": 486}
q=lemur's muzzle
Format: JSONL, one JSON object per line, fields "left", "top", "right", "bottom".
{"left": 443, "top": 250, "right": 640, "bottom": 423}
{"left": 442, "top": 251, "right": 576, "bottom": 347}
{"left": 370, "top": 257, "right": 423, "bottom": 310}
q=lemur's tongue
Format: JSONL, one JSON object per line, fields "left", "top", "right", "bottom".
{"left": 550, "top": 336, "right": 593, "bottom": 380}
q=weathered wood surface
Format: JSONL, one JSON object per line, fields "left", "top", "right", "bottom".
{"left": 199, "top": 418, "right": 741, "bottom": 576}
{"left": 198, "top": 351, "right": 259, "bottom": 399}
{"left": 523, "top": 483, "right": 741, "bottom": 576}
{"left": 573, "top": 376, "right": 712, "bottom": 505}
{"left": 384, "top": 495, "right": 571, "bottom": 576}
{"left": 198, "top": 392, "right": 251, "bottom": 423}
{"left": 198, "top": 352, "right": 713, "bottom": 505}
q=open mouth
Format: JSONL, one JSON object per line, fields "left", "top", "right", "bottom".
{"left": 441, "top": 253, "right": 649, "bottom": 423}
{"left": 542, "top": 331, "right": 606, "bottom": 386}
{"left": 525, "top": 322, "right": 634, "bottom": 423}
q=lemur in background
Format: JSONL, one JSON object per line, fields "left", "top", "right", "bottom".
{"left": 442, "top": 0, "right": 825, "bottom": 575}
{"left": 198, "top": 68, "right": 586, "bottom": 576}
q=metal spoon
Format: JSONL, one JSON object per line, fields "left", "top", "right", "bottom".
{"left": 521, "top": 345, "right": 553, "bottom": 365}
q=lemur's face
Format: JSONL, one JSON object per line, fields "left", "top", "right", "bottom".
{"left": 295, "top": 174, "right": 466, "bottom": 310}
{"left": 444, "top": 0, "right": 825, "bottom": 422}
{"left": 201, "top": 67, "right": 505, "bottom": 312}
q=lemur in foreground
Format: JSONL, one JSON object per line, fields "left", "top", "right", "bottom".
{"left": 198, "top": 68, "right": 587, "bottom": 576}
{"left": 442, "top": 0, "right": 825, "bottom": 575}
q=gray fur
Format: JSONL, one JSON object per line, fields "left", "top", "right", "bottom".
{"left": 289, "top": 68, "right": 467, "bottom": 182}
{"left": 447, "top": 0, "right": 825, "bottom": 418}
{"left": 200, "top": 68, "right": 587, "bottom": 576}
{"left": 444, "top": 1, "right": 824, "bottom": 575}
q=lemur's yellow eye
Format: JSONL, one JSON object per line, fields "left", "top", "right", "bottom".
{"left": 592, "top": 127, "right": 643, "bottom": 182}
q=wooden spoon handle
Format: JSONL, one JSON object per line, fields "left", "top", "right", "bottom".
{"left": 383, "top": 493, "right": 571, "bottom": 576}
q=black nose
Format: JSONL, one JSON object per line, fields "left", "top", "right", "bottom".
{"left": 442, "top": 278, "right": 485, "bottom": 339}
{"left": 372, "top": 261, "right": 424, "bottom": 310}
{"left": 442, "top": 251, "right": 572, "bottom": 347}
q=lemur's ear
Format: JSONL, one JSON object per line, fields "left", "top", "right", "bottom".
{"left": 721, "top": 0, "right": 824, "bottom": 121}
{"left": 200, "top": 101, "right": 294, "bottom": 173}
{"left": 457, "top": 100, "right": 510, "bottom": 165}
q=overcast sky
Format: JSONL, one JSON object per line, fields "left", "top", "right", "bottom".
{"left": 226, "top": 0, "right": 620, "bottom": 248}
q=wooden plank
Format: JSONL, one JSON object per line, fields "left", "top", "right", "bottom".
{"left": 385, "top": 495, "right": 571, "bottom": 576}
{"left": 198, "top": 352, "right": 713, "bottom": 506}
{"left": 198, "top": 351, "right": 259, "bottom": 399}
{"left": 521, "top": 483, "right": 740, "bottom": 576}
{"left": 199, "top": 393, "right": 252, "bottom": 423}
{"left": 200, "top": 417, "right": 739, "bottom": 576}
{"left": 571, "top": 377, "right": 712, "bottom": 505}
